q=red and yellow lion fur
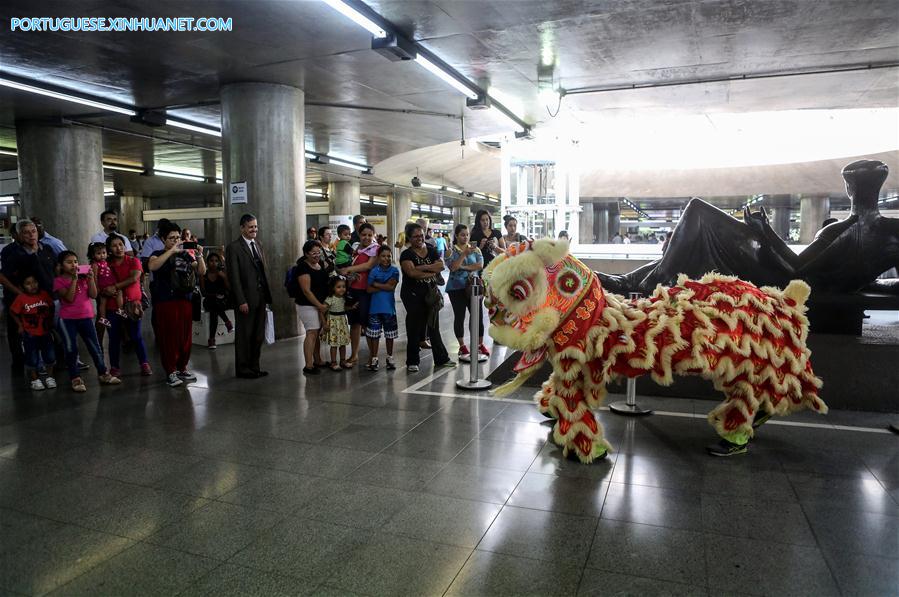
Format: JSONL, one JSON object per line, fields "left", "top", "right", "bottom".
{"left": 484, "top": 239, "right": 826, "bottom": 463}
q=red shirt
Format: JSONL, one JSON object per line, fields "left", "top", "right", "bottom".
{"left": 10, "top": 290, "right": 54, "bottom": 336}
{"left": 108, "top": 256, "right": 143, "bottom": 310}
{"left": 349, "top": 242, "right": 379, "bottom": 290}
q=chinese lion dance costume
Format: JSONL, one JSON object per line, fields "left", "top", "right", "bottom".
{"left": 483, "top": 239, "right": 826, "bottom": 463}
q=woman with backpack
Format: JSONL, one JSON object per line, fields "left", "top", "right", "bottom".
{"left": 148, "top": 222, "right": 206, "bottom": 387}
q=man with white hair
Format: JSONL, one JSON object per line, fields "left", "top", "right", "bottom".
{"left": 0, "top": 219, "right": 57, "bottom": 372}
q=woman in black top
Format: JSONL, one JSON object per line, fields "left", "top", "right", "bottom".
{"left": 295, "top": 240, "right": 329, "bottom": 374}
{"left": 470, "top": 210, "right": 505, "bottom": 267}
{"left": 200, "top": 253, "right": 233, "bottom": 349}
{"left": 399, "top": 223, "right": 454, "bottom": 372}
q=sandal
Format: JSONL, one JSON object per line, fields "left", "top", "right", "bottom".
{"left": 342, "top": 358, "right": 357, "bottom": 369}
{"left": 329, "top": 364, "right": 342, "bottom": 372}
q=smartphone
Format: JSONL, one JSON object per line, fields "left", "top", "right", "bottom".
{"left": 182, "top": 241, "right": 198, "bottom": 250}
{"left": 77, "top": 265, "right": 91, "bottom": 277}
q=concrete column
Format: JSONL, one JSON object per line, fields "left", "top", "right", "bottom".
{"left": 221, "top": 82, "right": 305, "bottom": 339}
{"left": 204, "top": 215, "right": 227, "bottom": 255}
{"left": 579, "top": 201, "right": 594, "bottom": 244}
{"left": 799, "top": 195, "right": 831, "bottom": 244}
{"left": 119, "top": 195, "right": 145, "bottom": 236}
{"left": 16, "top": 122, "right": 104, "bottom": 251}
{"left": 594, "top": 204, "right": 610, "bottom": 243}
{"left": 767, "top": 195, "right": 791, "bottom": 240}
{"left": 328, "top": 180, "right": 360, "bottom": 219}
{"left": 388, "top": 188, "right": 412, "bottom": 256}
{"left": 609, "top": 205, "right": 621, "bottom": 239}
{"left": 452, "top": 206, "right": 469, "bottom": 229}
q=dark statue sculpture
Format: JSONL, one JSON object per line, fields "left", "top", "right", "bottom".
{"left": 598, "top": 160, "right": 899, "bottom": 334}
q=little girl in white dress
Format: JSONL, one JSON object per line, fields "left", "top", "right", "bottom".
{"left": 324, "top": 276, "right": 352, "bottom": 370}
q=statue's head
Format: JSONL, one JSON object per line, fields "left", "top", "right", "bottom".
{"left": 483, "top": 239, "right": 598, "bottom": 351}
{"left": 842, "top": 160, "right": 888, "bottom": 208}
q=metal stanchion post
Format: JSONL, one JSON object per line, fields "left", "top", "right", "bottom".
{"left": 609, "top": 292, "right": 653, "bottom": 416}
{"left": 457, "top": 276, "right": 491, "bottom": 391}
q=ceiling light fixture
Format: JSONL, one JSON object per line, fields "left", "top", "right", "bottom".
{"left": 420, "top": 182, "right": 442, "bottom": 190}
{"left": 444, "top": 186, "right": 462, "bottom": 194}
{"left": 327, "top": 156, "right": 370, "bottom": 172}
{"left": 307, "top": 189, "right": 324, "bottom": 197}
{"left": 0, "top": 76, "right": 136, "bottom": 116}
{"left": 103, "top": 163, "right": 145, "bottom": 173}
{"left": 150, "top": 169, "right": 207, "bottom": 182}
{"left": 321, "top": 0, "right": 387, "bottom": 38}
{"left": 415, "top": 55, "right": 479, "bottom": 100}
{"left": 166, "top": 118, "right": 222, "bottom": 137}
{"left": 0, "top": 148, "right": 18, "bottom": 157}
{"left": 0, "top": 196, "right": 16, "bottom": 205}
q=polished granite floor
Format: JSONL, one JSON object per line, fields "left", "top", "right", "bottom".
{"left": 1, "top": 303, "right": 898, "bottom": 597}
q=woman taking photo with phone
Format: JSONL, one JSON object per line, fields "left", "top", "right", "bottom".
{"left": 447, "top": 224, "right": 487, "bottom": 359}
{"left": 470, "top": 210, "right": 505, "bottom": 268}
{"left": 149, "top": 223, "right": 206, "bottom": 387}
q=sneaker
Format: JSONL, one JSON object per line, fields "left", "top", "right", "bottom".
{"left": 367, "top": 358, "right": 379, "bottom": 371}
{"left": 99, "top": 374, "right": 122, "bottom": 385}
{"left": 458, "top": 344, "right": 470, "bottom": 357}
{"left": 140, "top": 362, "right": 153, "bottom": 376}
{"left": 407, "top": 365, "right": 420, "bottom": 373}
{"left": 437, "top": 360, "right": 458, "bottom": 368}
{"left": 386, "top": 356, "right": 396, "bottom": 370}
{"left": 706, "top": 439, "right": 748, "bottom": 457}
{"left": 44, "top": 376, "right": 57, "bottom": 389}
{"left": 752, "top": 411, "right": 772, "bottom": 429}
{"left": 77, "top": 359, "right": 90, "bottom": 371}
{"left": 208, "top": 340, "right": 217, "bottom": 350}
{"left": 167, "top": 373, "right": 183, "bottom": 387}
{"left": 71, "top": 378, "right": 87, "bottom": 393}
{"left": 109, "top": 368, "right": 121, "bottom": 378}
{"left": 177, "top": 371, "right": 197, "bottom": 382}
{"left": 30, "top": 378, "right": 45, "bottom": 391}
{"left": 478, "top": 344, "right": 491, "bottom": 357}
{"left": 97, "top": 317, "right": 112, "bottom": 328}
{"left": 225, "top": 322, "right": 234, "bottom": 333}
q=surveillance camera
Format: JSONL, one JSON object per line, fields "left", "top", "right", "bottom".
{"left": 411, "top": 176, "right": 421, "bottom": 187}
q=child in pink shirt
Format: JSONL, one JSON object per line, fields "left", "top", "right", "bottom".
{"left": 88, "top": 242, "right": 122, "bottom": 330}
{"left": 54, "top": 251, "right": 122, "bottom": 392}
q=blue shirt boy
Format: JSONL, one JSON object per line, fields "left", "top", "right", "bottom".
{"left": 368, "top": 264, "right": 399, "bottom": 314}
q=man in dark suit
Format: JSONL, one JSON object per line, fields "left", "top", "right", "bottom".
{"left": 225, "top": 214, "right": 273, "bottom": 378}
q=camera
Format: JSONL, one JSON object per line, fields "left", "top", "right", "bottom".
{"left": 76, "top": 265, "right": 91, "bottom": 278}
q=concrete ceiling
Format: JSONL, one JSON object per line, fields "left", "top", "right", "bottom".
{"left": 0, "top": 0, "right": 896, "bottom": 201}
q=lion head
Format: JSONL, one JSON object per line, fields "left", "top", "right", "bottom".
{"left": 483, "top": 239, "right": 597, "bottom": 353}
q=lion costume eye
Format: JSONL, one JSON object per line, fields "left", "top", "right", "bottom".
{"left": 510, "top": 279, "right": 533, "bottom": 301}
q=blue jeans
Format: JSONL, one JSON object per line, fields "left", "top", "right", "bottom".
{"left": 22, "top": 332, "right": 56, "bottom": 373}
{"left": 108, "top": 313, "right": 148, "bottom": 369}
{"left": 60, "top": 318, "right": 107, "bottom": 379}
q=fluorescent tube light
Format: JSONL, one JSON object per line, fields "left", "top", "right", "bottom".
{"left": 415, "top": 55, "right": 479, "bottom": 100}
{"left": 0, "top": 77, "right": 136, "bottom": 116}
{"left": 321, "top": 0, "right": 387, "bottom": 38}
{"left": 153, "top": 169, "right": 206, "bottom": 182}
{"left": 104, "top": 191, "right": 116, "bottom": 197}
{"left": 444, "top": 186, "right": 462, "bottom": 194}
{"left": 307, "top": 189, "right": 324, "bottom": 197}
{"left": 421, "top": 183, "right": 442, "bottom": 190}
{"left": 103, "top": 163, "right": 144, "bottom": 173}
{"left": 328, "top": 157, "right": 369, "bottom": 171}
{"left": 0, "top": 148, "right": 17, "bottom": 157}
{"left": 305, "top": 152, "right": 318, "bottom": 160}
{"left": 166, "top": 119, "right": 222, "bottom": 137}
{"left": 0, "top": 196, "right": 16, "bottom": 205}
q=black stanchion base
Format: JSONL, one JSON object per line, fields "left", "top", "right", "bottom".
{"left": 609, "top": 401, "right": 653, "bottom": 416}
{"left": 456, "top": 379, "right": 492, "bottom": 391}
